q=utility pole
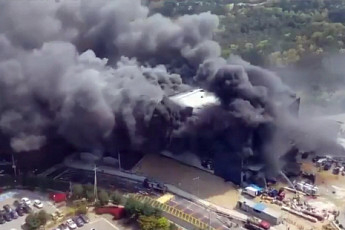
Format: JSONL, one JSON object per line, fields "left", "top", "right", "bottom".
{"left": 94, "top": 165, "right": 98, "bottom": 203}
{"left": 11, "top": 153, "right": 17, "bottom": 177}
{"left": 118, "top": 151, "right": 122, "bottom": 171}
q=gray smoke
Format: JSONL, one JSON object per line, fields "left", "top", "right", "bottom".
{"left": 0, "top": 0, "right": 342, "bottom": 179}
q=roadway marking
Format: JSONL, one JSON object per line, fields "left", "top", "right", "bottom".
{"left": 89, "top": 218, "right": 120, "bottom": 230}
{"left": 102, "top": 218, "right": 121, "bottom": 230}
{"left": 156, "top": 194, "right": 174, "bottom": 204}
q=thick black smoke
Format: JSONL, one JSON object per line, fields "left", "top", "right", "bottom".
{"left": 0, "top": 0, "right": 343, "bottom": 177}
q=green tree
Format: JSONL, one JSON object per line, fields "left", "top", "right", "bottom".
{"left": 110, "top": 190, "right": 123, "bottom": 205}
{"left": 25, "top": 214, "right": 41, "bottom": 230}
{"left": 75, "top": 204, "right": 88, "bottom": 215}
{"left": 72, "top": 184, "right": 84, "bottom": 199}
{"left": 138, "top": 215, "right": 170, "bottom": 230}
{"left": 156, "top": 217, "right": 170, "bottom": 230}
{"left": 125, "top": 197, "right": 143, "bottom": 217}
{"left": 98, "top": 190, "right": 109, "bottom": 206}
{"left": 37, "top": 210, "right": 48, "bottom": 226}
{"left": 85, "top": 190, "right": 95, "bottom": 202}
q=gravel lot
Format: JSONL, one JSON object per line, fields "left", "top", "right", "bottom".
{"left": 0, "top": 189, "right": 58, "bottom": 230}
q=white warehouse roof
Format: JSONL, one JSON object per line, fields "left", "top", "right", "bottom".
{"left": 169, "top": 89, "right": 219, "bottom": 113}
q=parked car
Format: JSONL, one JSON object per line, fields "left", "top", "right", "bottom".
{"left": 73, "top": 217, "right": 84, "bottom": 227}
{"left": 22, "top": 205, "right": 32, "bottom": 213}
{"left": 0, "top": 215, "right": 5, "bottom": 224}
{"left": 79, "top": 214, "right": 89, "bottom": 223}
{"left": 66, "top": 219, "right": 77, "bottom": 229}
{"left": 21, "top": 198, "right": 31, "bottom": 206}
{"left": 58, "top": 223, "right": 70, "bottom": 230}
{"left": 13, "top": 200, "right": 21, "bottom": 207}
{"left": 16, "top": 207, "right": 24, "bottom": 216}
{"left": 33, "top": 200, "right": 43, "bottom": 209}
{"left": 3, "top": 212, "right": 12, "bottom": 221}
{"left": 3, "top": 204, "right": 12, "bottom": 213}
{"left": 10, "top": 210, "right": 18, "bottom": 219}
{"left": 324, "top": 162, "right": 332, "bottom": 171}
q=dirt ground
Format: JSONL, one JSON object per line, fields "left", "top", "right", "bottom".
{"left": 133, "top": 155, "right": 345, "bottom": 230}
{"left": 132, "top": 154, "right": 240, "bottom": 209}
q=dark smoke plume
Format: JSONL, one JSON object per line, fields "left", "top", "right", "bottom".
{"left": 0, "top": 0, "right": 343, "bottom": 178}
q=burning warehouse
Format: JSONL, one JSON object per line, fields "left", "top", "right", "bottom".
{"left": 158, "top": 87, "right": 301, "bottom": 186}
{"left": 0, "top": 0, "right": 343, "bottom": 184}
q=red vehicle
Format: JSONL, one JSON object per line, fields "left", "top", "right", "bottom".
{"left": 95, "top": 206, "right": 125, "bottom": 220}
{"left": 49, "top": 192, "right": 67, "bottom": 203}
{"left": 247, "top": 217, "right": 270, "bottom": 230}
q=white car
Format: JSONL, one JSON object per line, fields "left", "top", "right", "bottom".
{"left": 21, "top": 197, "right": 31, "bottom": 206}
{"left": 33, "top": 200, "right": 43, "bottom": 209}
{"left": 66, "top": 219, "right": 77, "bottom": 229}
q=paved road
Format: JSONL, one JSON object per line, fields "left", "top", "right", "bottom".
{"left": 45, "top": 165, "right": 243, "bottom": 230}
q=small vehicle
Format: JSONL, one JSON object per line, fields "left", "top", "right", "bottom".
{"left": 58, "top": 223, "right": 70, "bottom": 230}
{"left": 22, "top": 205, "right": 32, "bottom": 213}
{"left": 324, "top": 162, "right": 332, "bottom": 171}
{"left": 16, "top": 208, "right": 24, "bottom": 216}
{"left": 21, "top": 198, "right": 31, "bottom": 206}
{"left": 143, "top": 178, "right": 168, "bottom": 193}
{"left": 3, "top": 212, "right": 12, "bottom": 221}
{"left": 10, "top": 210, "right": 18, "bottom": 219}
{"left": 73, "top": 217, "right": 84, "bottom": 227}
{"left": 3, "top": 204, "right": 12, "bottom": 213}
{"left": 66, "top": 218, "right": 77, "bottom": 229}
{"left": 13, "top": 200, "right": 21, "bottom": 207}
{"left": 79, "top": 214, "right": 89, "bottom": 223}
{"left": 0, "top": 215, "right": 5, "bottom": 224}
{"left": 33, "top": 200, "right": 43, "bottom": 209}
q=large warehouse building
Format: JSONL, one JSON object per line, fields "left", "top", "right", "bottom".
{"left": 159, "top": 88, "right": 300, "bottom": 186}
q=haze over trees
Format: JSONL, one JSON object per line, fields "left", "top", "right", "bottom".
{"left": 152, "top": 0, "right": 345, "bottom": 115}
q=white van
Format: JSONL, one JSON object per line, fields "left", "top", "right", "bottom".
{"left": 243, "top": 186, "right": 260, "bottom": 197}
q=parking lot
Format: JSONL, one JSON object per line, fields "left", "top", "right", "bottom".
{"left": 0, "top": 189, "right": 57, "bottom": 230}
{"left": 77, "top": 218, "right": 120, "bottom": 230}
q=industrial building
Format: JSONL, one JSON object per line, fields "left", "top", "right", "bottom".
{"left": 159, "top": 88, "right": 301, "bottom": 186}
{"left": 237, "top": 198, "right": 282, "bottom": 225}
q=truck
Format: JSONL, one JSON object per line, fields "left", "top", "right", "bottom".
{"left": 244, "top": 223, "right": 266, "bottom": 230}
{"left": 243, "top": 186, "right": 261, "bottom": 197}
{"left": 294, "top": 181, "right": 318, "bottom": 196}
{"left": 143, "top": 178, "right": 168, "bottom": 193}
{"left": 247, "top": 217, "right": 270, "bottom": 230}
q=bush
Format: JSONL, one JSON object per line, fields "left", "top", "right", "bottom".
{"left": 138, "top": 215, "right": 170, "bottom": 230}
{"left": 110, "top": 190, "right": 123, "bottom": 205}
{"left": 72, "top": 184, "right": 84, "bottom": 199}
{"left": 25, "top": 211, "right": 49, "bottom": 230}
{"left": 125, "top": 197, "right": 143, "bottom": 217}
{"left": 26, "top": 214, "right": 41, "bottom": 230}
{"left": 98, "top": 190, "right": 110, "bottom": 206}
{"left": 37, "top": 210, "right": 48, "bottom": 225}
{"left": 75, "top": 204, "right": 87, "bottom": 215}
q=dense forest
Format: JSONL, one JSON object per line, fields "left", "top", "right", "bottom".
{"left": 151, "top": 0, "right": 345, "bottom": 115}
